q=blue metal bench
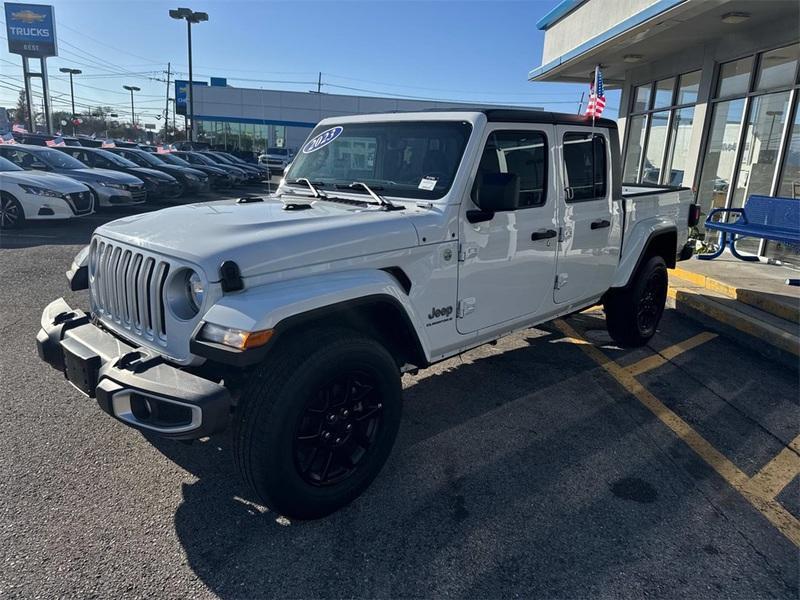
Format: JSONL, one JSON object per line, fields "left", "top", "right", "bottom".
{"left": 699, "top": 195, "right": 800, "bottom": 262}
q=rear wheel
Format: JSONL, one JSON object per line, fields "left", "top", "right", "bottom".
{"left": 166, "top": 182, "right": 185, "bottom": 199}
{"left": 604, "top": 255, "right": 668, "bottom": 348}
{"left": 234, "top": 327, "right": 402, "bottom": 519}
{"left": 0, "top": 193, "right": 25, "bottom": 229}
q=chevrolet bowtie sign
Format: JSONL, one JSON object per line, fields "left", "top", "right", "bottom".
{"left": 4, "top": 2, "right": 57, "bottom": 57}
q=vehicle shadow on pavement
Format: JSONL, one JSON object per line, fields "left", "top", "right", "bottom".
{"left": 147, "top": 319, "right": 799, "bottom": 599}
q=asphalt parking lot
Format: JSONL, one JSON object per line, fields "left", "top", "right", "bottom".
{"left": 1, "top": 190, "right": 798, "bottom": 599}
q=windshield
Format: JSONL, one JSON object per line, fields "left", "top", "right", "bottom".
{"left": 286, "top": 121, "right": 472, "bottom": 200}
{"left": 160, "top": 153, "right": 193, "bottom": 167}
{"left": 188, "top": 152, "right": 220, "bottom": 166}
{"left": 122, "top": 149, "right": 162, "bottom": 167}
{"left": 0, "top": 156, "right": 22, "bottom": 171}
{"left": 206, "top": 153, "right": 232, "bottom": 164}
{"left": 93, "top": 149, "right": 138, "bottom": 168}
{"left": 38, "top": 148, "right": 88, "bottom": 170}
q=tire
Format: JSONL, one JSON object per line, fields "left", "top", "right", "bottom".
{"left": 167, "top": 183, "right": 185, "bottom": 199}
{"left": 604, "top": 255, "right": 668, "bottom": 348}
{"left": 234, "top": 327, "right": 402, "bottom": 519}
{"left": 0, "top": 192, "right": 25, "bottom": 230}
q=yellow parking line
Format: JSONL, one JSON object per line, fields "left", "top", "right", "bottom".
{"left": 744, "top": 437, "right": 800, "bottom": 501}
{"left": 626, "top": 332, "right": 719, "bottom": 376}
{"left": 553, "top": 319, "right": 800, "bottom": 547}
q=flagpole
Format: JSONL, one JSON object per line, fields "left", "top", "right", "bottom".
{"left": 591, "top": 65, "right": 599, "bottom": 131}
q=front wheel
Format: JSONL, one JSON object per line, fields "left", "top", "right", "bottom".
{"left": 233, "top": 327, "right": 402, "bottom": 519}
{"left": 0, "top": 193, "right": 25, "bottom": 230}
{"left": 604, "top": 255, "right": 668, "bottom": 348}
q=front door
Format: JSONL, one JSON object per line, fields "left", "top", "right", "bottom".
{"left": 457, "top": 125, "right": 558, "bottom": 333}
{"left": 553, "top": 126, "right": 621, "bottom": 304}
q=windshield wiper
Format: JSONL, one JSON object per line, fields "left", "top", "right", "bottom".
{"left": 335, "top": 182, "right": 401, "bottom": 210}
{"left": 290, "top": 178, "right": 327, "bottom": 198}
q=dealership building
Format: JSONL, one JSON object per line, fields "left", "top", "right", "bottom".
{"left": 531, "top": 0, "right": 799, "bottom": 262}
{"left": 189, "top": 85, "right": 539, "bottom": 156}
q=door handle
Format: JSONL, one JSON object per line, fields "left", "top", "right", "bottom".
{"left": 591, "top": 219, "right": 611, "bottom": 230}
{"left": 531, "top": 229, "right": 558, "bottom": 241}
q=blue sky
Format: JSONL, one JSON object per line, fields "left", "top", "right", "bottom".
{"left": 1, "top": 0, "right": 619, "bottom": 126}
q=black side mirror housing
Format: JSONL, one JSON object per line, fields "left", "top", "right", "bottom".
{"left": 474, "top": 172, "right": 520, "bottom": 213}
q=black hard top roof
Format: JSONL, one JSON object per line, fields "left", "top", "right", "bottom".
{"left": 415, "top": 107, "right": 617, "bottom": 129}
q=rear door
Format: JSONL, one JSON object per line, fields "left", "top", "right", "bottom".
{"left": 457, "top": 124, "right": 558, "bottom": 333}
{"left": 553, "top": 126, "right": 622, "bottom": 304}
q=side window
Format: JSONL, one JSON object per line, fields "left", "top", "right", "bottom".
{"left": 563, "top": 132, "right": 607, "bottom": 202}
{"left": 0, "top": 149, "right": 23, "bottom": 166}
{"left": 473, "top": 130, "right": 548, "bottom": 208}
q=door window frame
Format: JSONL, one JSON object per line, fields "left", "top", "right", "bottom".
{"left": 562, "top": 130, "right": 609, "bottom": 203}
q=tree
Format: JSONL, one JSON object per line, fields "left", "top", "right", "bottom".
{"left": 13, "top": 89, "right": 29, "bottom": 127}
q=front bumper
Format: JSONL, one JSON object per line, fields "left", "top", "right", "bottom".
{"left": 93, "top": 185, "right": 146, "bottom": 207}
{"left": 36, "top": 298, "right": 231, "bottom": 440}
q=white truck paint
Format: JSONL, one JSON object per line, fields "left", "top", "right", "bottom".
{"left": 37, "top": 110, "right": 695, "bottom": 518}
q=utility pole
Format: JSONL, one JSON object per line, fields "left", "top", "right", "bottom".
{"left": 164, "top": 62, "right": 171, "bottom": 140}
{"left": 317, "top": 72, "right": 322, "bottom": 93}
{"left": 577, "top": 91, "right": 585, "bottom": 115}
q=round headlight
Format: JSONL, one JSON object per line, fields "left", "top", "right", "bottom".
{"left": 187, "top": 271, "right": 204, "bottom": 311}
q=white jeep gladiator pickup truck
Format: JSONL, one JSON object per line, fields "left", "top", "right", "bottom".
{"left": 37, "top": 109, "right": 697, "bottom": 518}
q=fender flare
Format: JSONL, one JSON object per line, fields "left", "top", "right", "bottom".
{"left": 611, "top": 222, "right": 677, "bottom": 288}
{"left": 195, "top": 269, "right": 430, "bottom": 365}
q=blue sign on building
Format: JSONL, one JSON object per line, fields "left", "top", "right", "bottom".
{"left": 4, "top": 3, "right": 57, "bottom": 57}
{"left": 210, "top": 77, "right": 227, "bottom": 87}
{"left": 175, "top": 79, "right": 208, "bottom": 116}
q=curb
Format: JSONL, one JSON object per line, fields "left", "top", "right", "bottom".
{"left": 667, "top": 286, "right": 799, "bottom": 358}
{"left": 671, "top": 266, "right": 799, "bottom": 324}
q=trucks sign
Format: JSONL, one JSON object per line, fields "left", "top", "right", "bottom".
{"left": 4, "top": 3, "right": 57, "bottom": 57}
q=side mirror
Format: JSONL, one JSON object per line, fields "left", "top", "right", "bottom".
{"left": 468, "top": 172, "right": 520, "bottom": 223}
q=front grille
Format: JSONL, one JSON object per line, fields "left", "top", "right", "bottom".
{"left": 127, "top": 185, "right": 147, "bottom": 203}
{"left": 66, "top": 191, "right": 93, "bottom": 215}
{"left": 91, "top": 240, "right": 170, "bottom": 341}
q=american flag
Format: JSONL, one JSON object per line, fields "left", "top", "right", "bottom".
{"left": 45, "top": 136, "right": 66, "bottom": 147}
{"left": 156, "top": 145, "right": 172, "bottom": 154}
{"left": 0, "top": 132, "right": 16, "bottom": 145}
{"left": 101, "top": 140, "right": 115, "bottom": 148}
{"left": 585, "top": 67, "right": 606, "bottom": 118}
{"left": 12, "top": 123, "right": 26, "bottom": 134}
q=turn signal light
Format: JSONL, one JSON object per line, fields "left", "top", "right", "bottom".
{"left": 199, "top": 323, "right": 273, "bottom": 350}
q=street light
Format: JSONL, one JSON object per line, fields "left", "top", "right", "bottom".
{"left": 169, "top": 7, "right": 208, "bottom": 142}
{"left": 59, "top": 67, "right": 82, "bottom": 134}
{"left": 123, "top": 85, "right": 141, "bottom": 132}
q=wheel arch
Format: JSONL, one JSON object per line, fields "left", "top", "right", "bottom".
{"left": 612, "top": 225, "right": 677, "bottom": 289}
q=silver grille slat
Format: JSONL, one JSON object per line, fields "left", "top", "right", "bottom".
{"left": 90, "top": 240, "right": 169, "bottom": 344}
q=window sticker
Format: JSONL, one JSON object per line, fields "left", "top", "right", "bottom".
{"left": 302, "top": 126, "right": 344, "bottom": 154}
{"left": 418, "top": 176, "right": 438, "bottom": 190}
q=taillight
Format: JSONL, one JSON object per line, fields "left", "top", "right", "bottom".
{"left": 688, "top": 204, "right": 701, "bottom": 227}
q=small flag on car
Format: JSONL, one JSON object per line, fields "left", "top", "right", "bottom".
{"left": 0, "top": 132, "right": 17, "bottom": 144}
{"left": 12, "top": 123, "right": 26, "bottom": 134}
{"left": 585, "top": 66, "right": 606, "bottom": 119}
{"left": 101, "top": 140, "right": 115, "bottom": 148}
{"left": 156, "top": 144, "right": 172, "bottom": 154}
{"left": 45, "top": 136, "right": 66, "bottom": 147}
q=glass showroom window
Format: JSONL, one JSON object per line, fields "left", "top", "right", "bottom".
{"left": 695, "top": 43, "right": 799, "bottom": 259}
{"left": 623, "top": 70, "right": 700, "bottom": 186}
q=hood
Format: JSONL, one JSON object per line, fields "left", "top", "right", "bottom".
{"left": 129, "top": 166, "right": 177, "bottom": 182}
{"left": 1, "top": 170, "right": 89, "bottom": 193}
{"left": 158, "top": 164, "right": 207, "bottom": 178}
{"left": 60, "top": 167, "right": 143, "bottom": 185}
{"left": 95, "top": 196, "right": 420, "bottom": 280}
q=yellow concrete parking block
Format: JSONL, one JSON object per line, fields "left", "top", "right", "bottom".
{"left": 554, "top": 319, "right": 800, "bottom": 548}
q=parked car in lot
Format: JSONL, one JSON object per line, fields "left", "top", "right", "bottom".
{"left": 106, "top": 148, "right": 209, "bottom": 196}
{"left": 202, "top": 151, "right": 266, "bottom": 182}
{"left": 55, "top": 147, "right": 183, "bottom": 200}
{"left": 13, "top": 133, "right": 84, "bottom": 147}
{"left": 197, "top": 151, "right": 257, "bottom": 182}
{"left": 35, "top": 109, "right": 697, "bottom": 520}
{"left": 0, "top": 155, "right": 93, "bottom": 229}
{"left": 155, "top": 151, "right": 232, "bottom": 189}
{"left": 258, "top": 147, "right": 294, "bottom": 175}
{"left": 172, "top": 151, "right": 244, "bottom": 185}
{"left": 0, "top": 144, "right": 146, "bottom": 207}
{"left": 215, "top": 150, "right": 270, "bottom": 180}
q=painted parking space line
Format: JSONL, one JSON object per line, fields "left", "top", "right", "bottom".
{"left": 625, "top": 331, "right": 719, "bottom": 376}
{"left": 553, "top": 318, "right": 800, "bottom": 547}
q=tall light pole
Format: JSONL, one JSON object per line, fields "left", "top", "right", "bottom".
{"left": 169, "top": 7, "right": 208, "bottom": 142}
{"left": 123, "top": 85, "right": 141, "bottom": 135}
{"left": 59, "top": 67, "right": 82, "bottom": 134}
